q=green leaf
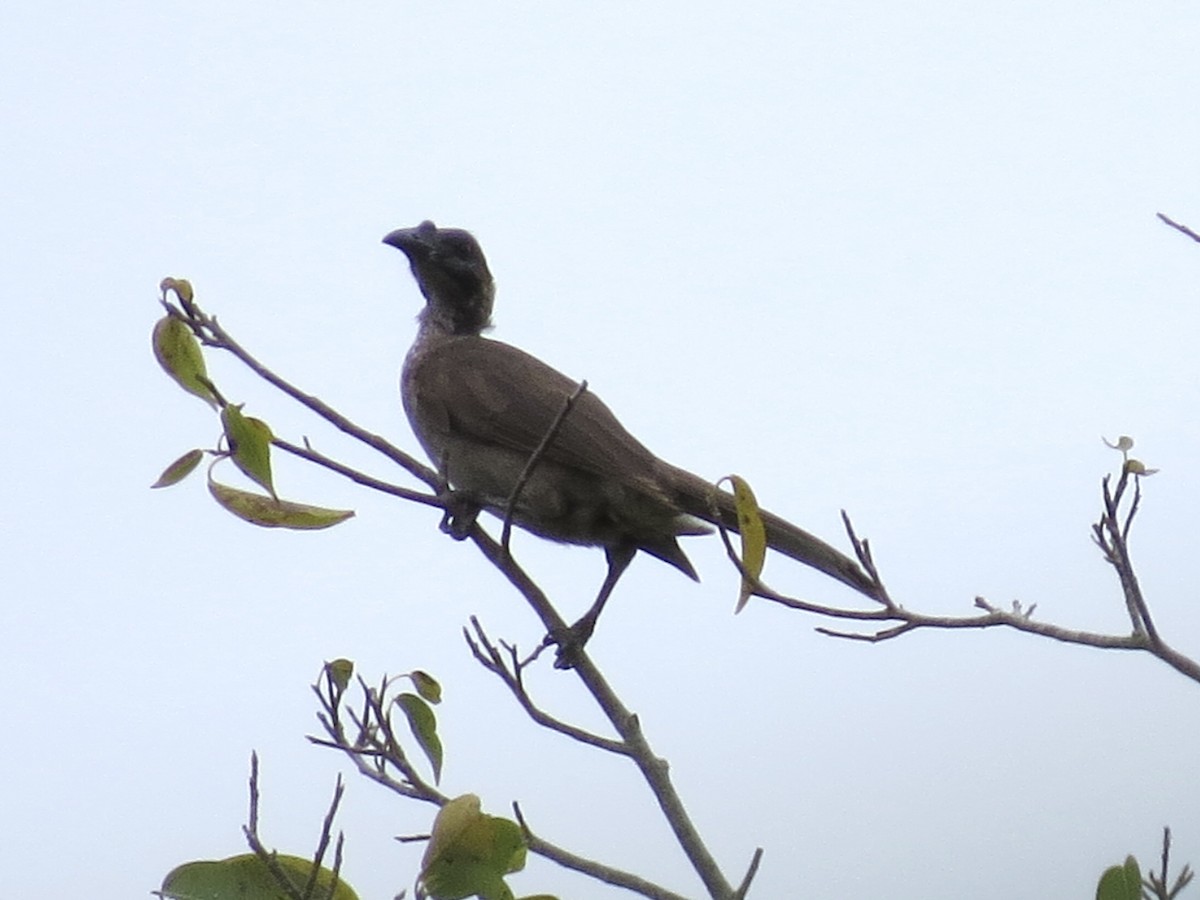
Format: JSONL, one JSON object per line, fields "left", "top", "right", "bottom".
{"left": 160, "top": 852, "right": 359, "bottom": 900}
{"left": 152, "top": 314, "right": 217, "bottom": 409}
{"left": 420, "top": 796, "right": 527, "bottom": 900}
{"left": 396, "top": 691, "right": 443, "bottom": 783}
{"left": 152, "top": 449, "right": 205, "bottom": 488}
{"left": 326, "top": 658, "right": 354, "bottom": 693}
{"left": 207, "top": 477, "right": 355, "bottom": 530}
{"left": 221, "top": 405, "right": 276, "bottom": 498}
{"left": 410, "top": 670, "right": 443, "bottom": 704}
{"left": 1096, "top": 855, "right": 1142, "bottom": 900}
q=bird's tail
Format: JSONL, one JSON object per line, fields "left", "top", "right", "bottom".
{"left": 661, "top": 463, "right": 879, "bottom": 598}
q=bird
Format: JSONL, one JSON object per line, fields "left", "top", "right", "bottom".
{"left": 384, "top": 220, "right": 876, "bottom": 661}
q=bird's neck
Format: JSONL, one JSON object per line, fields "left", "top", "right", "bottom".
{"left": 416, "top": 284, "right": 494, "bottom": 338}
{"left": 410, "top": 300, "right": 488, "bottom": 359}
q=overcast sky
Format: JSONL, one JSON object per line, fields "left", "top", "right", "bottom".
{"left": 5, "top": 3, "right": 1200, "bottom": 898}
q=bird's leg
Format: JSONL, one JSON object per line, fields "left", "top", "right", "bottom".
{"left": 433, "top": 452, "right": 481, "bottom": 540}
{"left": 554, "top": 543, "right": 637, "bottom": 669}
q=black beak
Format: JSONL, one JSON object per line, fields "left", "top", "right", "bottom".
{"left": 383, "top": 220, "right": 437, "bottom": 256}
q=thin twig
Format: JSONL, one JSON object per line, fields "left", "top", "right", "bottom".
{"left": 172, "top": 300, "right": 437, "bottom": 488}
{"left": 308, "top": 673, "right": 449, "bottom": 807}
{"left": 464, "top": 618, "right": 629, "bottom": 755}
{"left": 1146, "top": 826, "right": 1194, "bottom": 899}
{"left": 512, "top": 803, "right": 690, "bottom": 900}
{"left": 1104, "top": 473, "right": 1159, "bottom": 644}
{"left": 248, "top": 750, "right": 261, "bottom": 835}
{"left": 326, "top": 835, "right": 345, "bottom": 900}
{"left": 500, "top": 381, "right": 589, "bottom": 551}
{"left": 774, "top": 475, "right": 1200, "bottom": 686}
{"left": 302, "top": 775, "right": 345, "bottom": 900}
{"left": 274, "top": 438, "right": 439, "bottom": 507}
{"left": 733, "top": 849, "right": 764, "bottom": 900}
{"left": 243, "top": 754, "right": 306, "bottom": 900}
{"left": 842, "top": 511, "right": 890, "bottom": 603}
{"left": 1157, "top": 212, "right": 1200, "bottom": 243}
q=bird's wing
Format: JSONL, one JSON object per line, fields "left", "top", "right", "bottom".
{"left": 407, "top": 336, "right": 664, "bottom": 485}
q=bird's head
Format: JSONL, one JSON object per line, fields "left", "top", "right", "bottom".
{"left": 383, "top": 220, "right": 495, "bottom": 336}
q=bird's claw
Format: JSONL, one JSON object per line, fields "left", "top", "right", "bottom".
{"left": 437, "top": 490, "right": 480, "bottom": 540}
{"left": 551, "top": 617, "right": 597, "bottom": 670}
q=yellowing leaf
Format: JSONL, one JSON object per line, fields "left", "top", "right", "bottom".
{"left": 151, "top": 449, "right": 205, "bottom": 488}
{"left": 221, "top": 405, "right": 276, "bottom": 498}
{"left": 1124, "top": 458, "right": 1159, "bottom": 476}
{"left": 722, "top": 475, "right": 766, "bottom": 613}
{"left": 152, "top": 314, "right": 217, "bottom": 409}
{"left": 208, "top": 478, "right": 354, "bottom": 530}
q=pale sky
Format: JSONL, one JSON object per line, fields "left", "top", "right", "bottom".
{"left": 5, "top": 3, "right": 1200, "bottom": 898}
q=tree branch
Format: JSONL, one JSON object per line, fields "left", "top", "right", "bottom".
{"left": 169, "top": 299, "right": 437, "bottom": 489}
{"left": 161, "top": 293, "right": 1200, "bottom": 899}
{"left": 513, "top": 803, "right": 691, "bottom": 900}
{"left": 166, "top": 297, "right": 740, "bottom": 897}
{"left": 462, "top": 524, "right": 738, "bottom": 897}
{"left": 1157, "top": 212, "right": 1200, "bottom": 243}
{"left": 464, "top": 617, "right": 629, "bottom": 755}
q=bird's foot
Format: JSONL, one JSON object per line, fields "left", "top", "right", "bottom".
{"left": 437, "top": 490, "right": 480, "bottom": 540}
{"left": 550, "top": 615, "right": 598, "bottom": 670}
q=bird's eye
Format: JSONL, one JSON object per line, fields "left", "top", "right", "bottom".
{"left": 440, "top": 235, "right": 476, "bottom": 260}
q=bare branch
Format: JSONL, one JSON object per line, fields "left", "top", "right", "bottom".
{"left": 733, "top": 848, "right": 764, "bottom": 900}
{"left": 1146, "top": 827, "right": 1195, "bottom": 900}
{"left": 303, "top": 774, "right": 345, "bottom": 900}
{"left": 1100, "top": 472, "right": 1159, "bottom": 643}
{"left": 512, "top": 803, "right": 691, "bottom": 900}
{"left": 1157, "top": 212, "right": 1200, "bottom": 243}
{"left": 241, "top": 755, "right": 313, "bottom": 900}
{"left": 465, "top": 618, "right": 629, "bottom": 754}
{"left": 459, "top": 528, "right": 739, "bottom": 896}
{"left": 274, "top": 437, "right": 439, "bottom": 507}
{"left": 767, "top": 472, "right": 1200, "bottom": 686}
